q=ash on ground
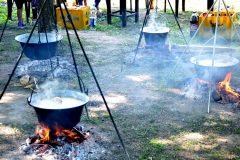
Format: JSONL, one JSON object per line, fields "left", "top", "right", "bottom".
{"left": 124, "top": 46, "right": 178, "bottom": 65}
{"left": 17, "top": 126, "right": 110, "bottom": 160}
{"left": 181, "top": 76, "right": 210, "bottom": 100}
{"left": 16, "top": 57, "right": 81, "bottom": 80}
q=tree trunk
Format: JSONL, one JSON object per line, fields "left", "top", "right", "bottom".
{"left": 38, "top": 0, "right": 56, "bottom": 32}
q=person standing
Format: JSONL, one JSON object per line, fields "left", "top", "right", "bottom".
{"left": 15, "top": 0, "right": 27, "bottom": 28}
{"left": 76, "top": 0, "right": 87, "bottom": 6}
{"left": 31, "top": 0, "right": 38, "bottom": 25}
{"left": 93, "top": 0, "right": 101, "bottom": 16}
{"left": 77, "top": 0, "right": 101, "bottom": 16}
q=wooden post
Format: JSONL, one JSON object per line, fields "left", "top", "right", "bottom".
{"left": 164, "top": 0, "right": 166, "bottom": 12}
{"left": 175, "top": 0, "right": 179, "bottom": 17}
{"left": 182, "top": 0, "right": 185, "bottom": 12}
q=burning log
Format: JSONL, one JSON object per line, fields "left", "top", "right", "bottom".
{"left": 19, "top": 125, "right": 106, "bottom": 159}
{"left": 212, "top": 72, "right": 240, "bottom": 105}
{"left": 35, "top": 144, "right": 50, "bottom": 154}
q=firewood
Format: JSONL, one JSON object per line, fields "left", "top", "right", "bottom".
{"left": 62, "top": 130, "right": 77, "bottom": 136}
{"left": 49, "top": 139, "right": 63, "bottom": 146}
{"left": 35, "top": 144, "right": 49, "bottom": 154}
{"left": 212, "top": 90, "right": 221, "bottom": 102}
{"left": 226, "top": 93, "right": 239, "bottom": 103}
{"left": 26, "top": 135, "right": 39, "bottom": 145}
{"left": 73, "top": 127, "right": 86, "bottom": 139}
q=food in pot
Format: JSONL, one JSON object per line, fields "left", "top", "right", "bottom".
{"left": 53, "top": 97, "right": 63, "bottom": 103}
{"left": 30, "top": 97, "right": 85, "bottom": 109}
{"left": 196, "top": 59, "right": 234, "bottom": 67}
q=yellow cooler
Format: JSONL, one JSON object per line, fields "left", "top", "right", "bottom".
{"left": 198, "top": 11, "right": 236, "bottom": 39}
{"left": 56, "top": 6, "right": 90, "bottom": 29}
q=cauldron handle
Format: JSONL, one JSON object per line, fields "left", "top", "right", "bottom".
{"left": 199, "top": 35, "right": 229, "bottom": 56}
{"left": 28, "top": 86, "right": 34, "bottom": 103}
{"left": 38, "top": 32, "right": 41, "bottom": 44}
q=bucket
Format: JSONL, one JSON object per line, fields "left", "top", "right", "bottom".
{"left": 142, "top": 26, "right": 170, "bottom": 48}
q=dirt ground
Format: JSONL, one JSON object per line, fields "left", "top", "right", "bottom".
{"left": 1, "top": 0, "right": 240, "bottom": 159}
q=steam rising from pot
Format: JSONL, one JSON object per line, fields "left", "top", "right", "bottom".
{"left": 30, "top": 79, "right": 86, "bottom": 109}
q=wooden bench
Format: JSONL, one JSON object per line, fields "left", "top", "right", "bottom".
{"left": 106, "top": 0, "right": 139, "bottom": 27}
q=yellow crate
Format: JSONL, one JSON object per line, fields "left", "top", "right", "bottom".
{"left": 56, "top": 6, "right": 90, "bottom": 29}
{"left": 198, "top": 11, "right": 236, "bottom": 39}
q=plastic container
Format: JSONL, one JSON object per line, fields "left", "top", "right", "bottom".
{"left": 198, "top": 11, "right": 236, "bottom": 39}
{"left": 56, "top": 6, "right": 90, "bottom": 29}
{"left": 190, "top": 11, "right": 199, "bottom": 37}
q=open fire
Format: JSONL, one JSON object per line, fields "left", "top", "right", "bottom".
{"left": 21, "top": 124, "right": 87, "bottom": 158}
{"left": 19, "top": 124, "right": 106, "bottom": 159}
{"left": 32, "top": 124, "right": 86, "bottom": 145}
{"left": 213, "top": 72, "right": 240, "bottom": 104}
{"left": 183, "top": 72, "right": 240, "bottom": 107}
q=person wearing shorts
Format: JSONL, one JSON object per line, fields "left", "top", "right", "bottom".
{"left": 77, "top": 0, "right": 101, "bottom": 16}
{"left": 77, "top": 0, "right": 101, "bottom": 10}
{"left": 15, "top": 0, "right": 27, "bottom": 28}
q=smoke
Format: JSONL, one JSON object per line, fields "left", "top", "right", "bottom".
{"left": 30, "top": 80, "right": 85, "bottom": 109}
{"left": 145, "top": 12, "right": 168, "bottom": 32}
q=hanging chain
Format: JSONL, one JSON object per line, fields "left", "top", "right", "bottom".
{"left": 155, "top": 0, "right": 158, "bottom": 12}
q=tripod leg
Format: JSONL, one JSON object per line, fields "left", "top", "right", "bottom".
{"left": 7, "top": 0, "right": 13, "bottom": 20}
{"left": 84, "top": 105, "right": 89, "bottom": 119}
{"left": 0, "top": 18, "right": 9, "bottom": 42}
{"left": 1, "top": 0, "right": 14, "bottom": 41}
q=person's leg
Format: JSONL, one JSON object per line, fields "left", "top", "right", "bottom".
{"left": 15, "top": 0, "right": 26, "bottom": 28}
{"left": 31, "top": 0, "right": 37, "bottom": 19}
{"left": 94, "top": 0, "right": 102, "bottom": 17}
{"left": 15, "top": 0, "right": 23, "bottom": 22}
{"left": 17, "top": 8, "right": 23, "bottom": 22}
{"left": 94, "top": 0, "right": 100, "bottom": 10}
{"left": 77, "top": 0, "right": 83, "bottom": 5}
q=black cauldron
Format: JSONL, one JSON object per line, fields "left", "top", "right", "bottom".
{"left": 28, "top": 90, "right": 89, "bottom": 131}
{"left": 142, "top": 26, "right": 170, "bottom": 48}
{"left": 15, "top": 33, "right": 63, "bottom": 60}
{"left": 190, "top": 54, "right": 239, "bottom": 82}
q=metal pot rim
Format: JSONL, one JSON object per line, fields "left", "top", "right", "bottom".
{"left": 190, "top": 54, "right": 239, "bottom": 67}
{"left": 15, "top": 33, "right": 63, "bottom": 44}
{"left": 28, "top": 90, "right": 89, "bottom": 110}
{"left": 141, "top": 26, "right": 170, "bottom": 33}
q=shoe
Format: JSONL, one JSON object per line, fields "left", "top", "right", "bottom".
{"left": 97, "top": 10, "right": 102, "bottom": 18}
{"left": 18, "top": 21, "right": 26, "bottom": 29}
{"left": 31, "top": 19, "right": 37, "bottom": 25}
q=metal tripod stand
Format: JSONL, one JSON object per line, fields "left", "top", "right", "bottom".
{"left": 0, "top": 0, "right": 131, "bottom": 159}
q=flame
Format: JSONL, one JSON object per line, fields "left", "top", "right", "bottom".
{"left": 62, "top": 129, "right": 84, "bottom": 143}
{"left": 35, "top": 124, "right": 51, "bottom": 142}
{"left": 194, "top": 78, "right": 210, "bottom": 86}
{"left": 35, "top": 123, "right": 85, "bottom": 144}
{"left": 218, "top": 72, "right": 240, "bottom": 97}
